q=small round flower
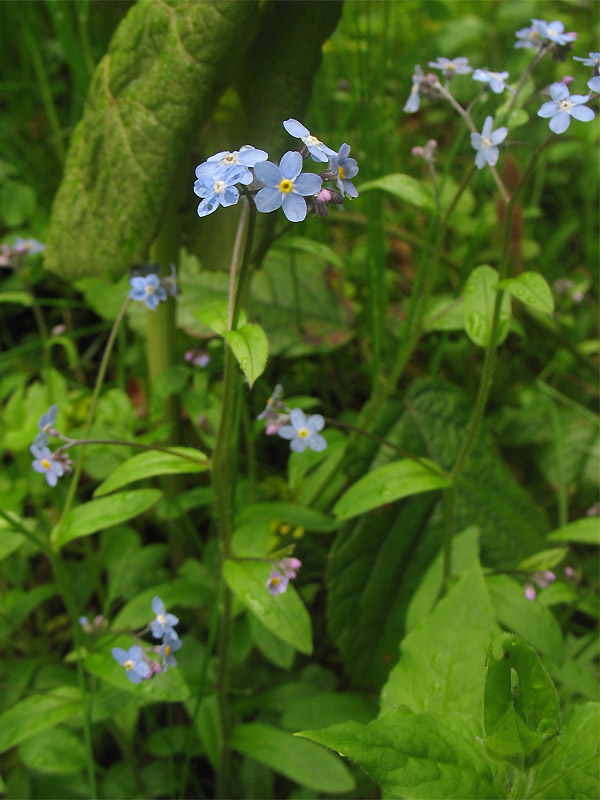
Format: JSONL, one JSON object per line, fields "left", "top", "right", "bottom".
{"left": 404, "top": 65, "right": 423, "bottom": 113}
{"left": 543, "top": 20, "right": 577, "bottom": 46}
{"left": 588, "top": 75, "right": 600, "bottom": 93}
{"left": 185, "top": 349, "right": 210, "bottom": 367}
{"left": 195, "top": 145, "right": 268, "bottom": 185}
{"left": 254, "top": 152, "right": 322, "bottom": 223}
{"left": 150, "top": 596, "right": 179, "bottom": 639}
{"left": 30, "top": 444, "right": 64, "bottom": 487}
{"left": 514, "top": 19, "right": 547, "bottom": 50}
{"left": 574, "top": 52, "right": 600, "bottom": 69}
{"left": 428, "top": 57, "right": 472, "bottom": 78}
{"left": 537, "top": 82, "right": 595, "bottom": 134}
{"left": 34, "top": 404, "right": 58, "bottom": 448}
{"left": 111, "top": 645, "right": 151, "bottom": 684}
{"left": 160, "top": 632, "right": 182, "bottom": 671}
{"left": 129, "top": 274, "right": 167, "bottom": 310}
{"left": 266, "top": 569, "right": 289, "bottom": 596}
{"left": 283, "top": 119, "right": 336, "bottom": 163}
{"left": 13, "top": 237, "right": 45, "bottom": 255}
{"left": 470, "top": 116, "right": 508, "bottom": 170}
{"left": 280, "top": 557, "right": 302, "bottom": 579}
{"left": 329, "top": 143, "right": 359, "bottom": 198}
{"left": 277, "top": 408, "right": 327, "bottom": 453}
{"left": 472, "top": 69, "right": 514, "bottom": 94}
{"left": 194, "top": 164, "right": 247, "bottom": 218}
{"left": 524, "top": 583, "right": 537, "bottom": 601}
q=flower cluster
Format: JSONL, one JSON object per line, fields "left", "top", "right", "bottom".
{"left": 111, "top": 595, "right": 182, "bottom": 683}
{"left": 193, "top": 120, "right": 359, "bottom": 223}
{"left": 30, "top": 405, "right": 71, "bottom": 487}
{"left": 514, "top": 19, "right": 577, "bottom": 50}
{"left": 0, "top": 237, "right": 45, "bottom": 269}
{"left": 524, "top": 570, "right": 556, "bottom": 601}
{"left": 257, "top": 386, "right": 327, "bottom": 453}
{"left": 129, "top": 265, "right": 177, "bottom": 311}
{"left": 266, "top": 557, "right": 302, "bottom": 596}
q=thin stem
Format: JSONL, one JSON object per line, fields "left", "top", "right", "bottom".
{"left": 54, "top": 437, "right": 208, "bottom": 464}
{"left": 231, "top": 197, "right": 257, "bottom": 328}
{"left": 507, "top": 43, "right": 553, "bottom": 112}
{"left": 227, "top": 201, "right": 249, "bottom": 330}
{"left": 58, "top": 297, "right": 131, "bottom": 527}
{"left": 0, "top": 509, "right": 51, "bottom": 555}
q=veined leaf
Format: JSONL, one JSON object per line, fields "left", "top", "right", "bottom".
{"left": 463, "top": 265, "right": 511, "bottom": 347}
{"left": 0, "top": 687, "right": 82, "bottom": 754}
{"left": 497, "top": 272, "right": 554, "bottom": 315}
{"left": 193, "top": 301, "right": 247, "bottom": 337}
{"left": 548, "top": 517, "right": 599, "bottom": 546}
{"left": 18, "top": 729, "right": 86, "bottom": 775}
{"left": 224, "top": 323, "right": 268, "bottom": 388}
{"left": 94, "top": 448, "right": 207, "bottom": 497}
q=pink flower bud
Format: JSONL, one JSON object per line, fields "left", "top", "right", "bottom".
{"left": 524, "top": 583, "right": 536, "bottom": 601}
{"left": 560, "top": 75, "right": 574, "bottom": 86}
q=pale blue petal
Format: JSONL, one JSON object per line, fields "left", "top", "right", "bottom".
{"left": 549, "top": 112, "right": 571, "bottom": 134}
{"left": 471, "top": 133, "right": 483, "bottom": 149}
{"left": 136, "top": 662, "right": 151, "bottom": 678}
{"left": 46, "top": 470, "right": 58, "bottom": 487}
{"left": 280, "top": 151, "right": 302, "bottom": 180}
{"left": 293, "top": 173, "right": 322, "bottom": 196}
{"left": 550, "top": 82, "right": 568, "bottom": 102}
{"left": 112, "top": 647, "right": 128, "bottom": 664}
{"left": 129, "top": 287, "right": 146, "bottom": 300}
{"left": 537, "top": 101, "right": 557, "bottom": 118}
{"left": 570, "top": 104, "right": 594, "bottom": 122}
{"left": 238, "top": 146, "right": 268, "bottom": 166}
{"left": 490, "top": 127, "right": 508, "bottom": 144}
{"left": 475, "top": 150, "right": 487, "bottom": 169}
{"left": 306, "top": 414, "right": 325, "bottom": 433}
{"left": 588, "top": 76, "right": 600, "bottom": 93}
{"left": 221, "top": 186, "right": 240, "bottom": 207}
{"left": 53, "top": 461, "right": 64, "bottom": 477}
{"left": 306, "top": 145, "right": 329, "bottom": 163}
{"left": 404, "top": 91, "right": 420, "bottom": 113}
{"left": 342, "top": 179, "right": 359, "bottom": 198}
{"left": 482, "top": 116, "right": 493, "bottom": 137}
{"left": 130, "top": 277, "right": 146, "bottom": 290}
{"left": 277, "top": 425, "right": 296, "bottom": 440}
{"left": 290, "top": 437, "right": 308, "bottom": 453}
{"left": 290, "top": 408, "right": 307, "bottom": 430}
{"left": 127, "top": 670, "right": 142, "bottom": 684}
{"left": 255, "top": 187, "right": 282, "bottom": 213}
{"left": 341, "top": 158, "right": 359, "bottom": 179}
{"left": 32, "top": 460, "right": 46, "bottom": 474}
{"left": 308, "top": 433, "right": 327, "bottom": 452}
{"left": 283, "top": 118, "right": 309, "bottom": 138}
{"left": 146, "top": 274, "right": 160, "bottom": 289}
{"left": 282, "top": 193, "right": 307, "bottom": 222}
{"left": 145, "top": 294, "right": 159, "bottom": 310}
{"left": 152, "top": 596, "right": 164, "bottom": 615}
{"left": 486, "top": 146, "right": 499, "bottom": 167}
{"left": 253, "top": 161, "right": 281, "bottom": 187}
{"left": 197, "top": 195, "right": 219, "bottom": 217}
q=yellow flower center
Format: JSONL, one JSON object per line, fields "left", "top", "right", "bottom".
{"left": 157, "top": 613, "right": 167, "bottom": 625}
{"left": 41, "top": 458, "right": 51, "bottom": 470}
{"left": 223, "top": 153, "right": 239, "bottom": 164}
{"left": 164, "top": 645, "right": 171, "bottom": 657}
{"left": 43, "top": 423, "right": 52, "bottom": 434}
{"left": 338, "top": 166, "right": 345, "bottom": 180}
{"left": 271, "top": 576, "right": 281, "bottom": 587}
{"left": 214, "top": 180, "right": 226, "bottom": 195}
{"left": 447, "top": 63, "right": 456, "bottom": 72}
{"left": 298, "top": 427, "right": 309, "bottom": 439}
{"left": 145, "top": 284, "right": 155, "bottom": 295}
{"left": 279, "top": 179, "right": 294, "bottom": 194}
{"left": 306, "top": 135, "right": 321, "bottom": 146}
{"left": 482, "top": 136, "right": 492, "bottom": 150}
{"left": 559, "top": 99, "right": 572, "bottom": 111}
{"left": 124, "top": 659, "right": 135, "bottom": 671}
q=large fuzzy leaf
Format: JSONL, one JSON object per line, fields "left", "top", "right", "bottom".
{"left": 327, "top": 379, "right": 548, "bottom": 687}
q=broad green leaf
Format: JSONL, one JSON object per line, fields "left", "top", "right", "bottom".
{"left": 360, "top": 173, "right": 435, "bottom": 210}
{"left": 193, "top": 301, "right": 247, "bottom": 336}
{"left": 517, "top": 548, "right": 568, "bottom": 572}
{"left": 299, "top": 711, "right": 500, "bottom": 799}
{"left": 530, "top": 702, "right": 599, "bottom": 799}
{"left": 249, "top": 614, "right": 295, "bottom": 670}
{"left": 486, "top": 575, "right": 564, "bottom": 660}
{"left": 44, "top": 1, "right": 260, "bottom": 279}
{"left": 0, "top": 180, "right": 36, "bottom": 227}
{"left": 52, "top": 489, "right": 162, "bottom": 548}
{"left": 94, "top": 448, "right": 207, "bottom": 497}
{"left": 18, "top": 728, "right": 86, "bottom": 775}
{"left": 405, "top": 526, "right": 480, "bottom": 632}
{"left": 483, "top": 633, "right": 561, "bottom": 768}
{"left": 224, "top": 323, "right": 268, "bottom": 388}
{"left": 424, "top": 294, "right": 464, "bottom": 332}
{"left": 381, "top": 562, "right": 499, "bottom": 717}
{"left": 235, "top": 502, "right": 336, "bottom": 532}
{"left": 231, "top": 722, "right": 355, "bottom": 793}
{"left": 0, "top": 529, "right": 26, "bottom": 561}
{"left": 548, "top": 517, "right": 599, "bottom": 546}
{"left": 463, "top": 265, "right": 511, "bottom": 347}
{"left": 497, "top": 272, "right": 554, "bottom": 315}
{"left": 277, "top": 236, "right": 345, "bottom": 269}
{"left": 282, "top": 691, "right": 377, "bottom": 731}
{"left": 223, "top": 560, "right": 312, "bottom": 654}
{"left": 333, "top": 458, "right": 450, "bottom": 521}
{"left": 0, "top": 292, "right": 32, "bottom": 307}
{"left": 0, "top": 688, "right": 82, "bottom": 753}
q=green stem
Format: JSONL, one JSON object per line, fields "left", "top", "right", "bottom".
{"left": 54, "top": 437, "right": 207, "bottom": 464}
{"left": 507, "top": 43, "right": 553, "bottom": 112}
{"left": 0, "top": 509, "right": 51, "bottom": 554}
{"left": 58, "top": 297, "right": 131, "bottom": 528}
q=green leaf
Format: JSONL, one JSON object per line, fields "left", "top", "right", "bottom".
{"left": 223, "top": 560, "right": 312, "bottom": 654}
{"left": 193, "top": 300, "right": 247, "bottom": 336}
{"left": 486, "top": 575, "right": 564, "bottom": 660}
{"left": 463, "top": 265, "right": 511, "bottom": 347}
{"left": 0, "top": 180, "right": 36, "bottom": 227}
{"left": 548, "top": 517, "right": 600, "bottom": 546}
{"left": 298, "top": 711, "right": 500, "bottom": 799}
{"left": 18, "top": 728, "right": 86, "bottom": 775}
{"left": 112, "top": 578, "right": 213, "bottom": 629}
{"left": 249, "top": 614, "right": 295, "bottom": 670}
{"left": 277, "top": 236, "right": 345, "bottom": 269}
{"left": 230, "top": 722, "right": 355, "bottom": 793}
{"left": 424, "top": 294, "right": 464, "bottom": 332}
{"left": 530, "top": 702, "right": 599, "bottom": 799}
{"left": 360, "top": 173, "right": 435, "bottom": 210}
{"left": 497, "top": 272, "right": 554, "bottom": 315}
{"left": 235, "top": 502, "right": 336, "bottom": 532}
{"left": 224, "top": 323, "right": 268, "bottom": 388}
{"left": 517, "top": 548, "right": 568, "bottom": 572}
{"left": 93, "top": 448, "right": 207, "bottom": 497}
{"left": 381, "top": 562, "right": 499, "bottom": 717}
{"left": 52, "top": 489, "right": 162, "bottom": 548}
{"left": 282, "top": 691, "right": 377, "bottom": 731}
{"left": 0, "top": 291, "right": 33, "bottom": 307}
{"left": 333, "top": 458, "right": 450, "bottom": 521}
{"left": 483, "top": 633, "right": 561, "bottom": 768}
{"left": 44, "top": 1, "right": 260, "bottom": 279}
{"left": 0, "top": 687, "right": 82, "bottom": 753}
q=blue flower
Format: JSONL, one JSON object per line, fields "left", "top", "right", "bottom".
{"left": 282, "top": 119, "right": 336, "bottom": 163}
{"left": 150, "top": 596, "right": 179, "bottom": 639}
{"left": 195, "top": 145, "right": 267, "bottom": 185}
{"left": 329, "top": 144, "right": 359, "bottom": 199}
{"left": 514, "top": 19, "right": 547, "bottom": 50}
{"left": 428, "top": 57, "right": 472, "bottom": 78}
{"left": 574, "top": 52, "right": 600, "bottom": 69}
{"left": 13, "top": 237, "right": 45, "bottom": 255}
{"left": 254, "top": 152, "right": 322, "bottom": 223}
{"left": 30, "top": 444, "right": 64, "bottom": 487}
{"left": 111, "top": 646, "right": 151, "bottom": 684}
{"left": 194, "top": 164, "right": 247, "bottom": 218}
{"left": 277, "top": 408, "right": 327, "bottom": 453}
{"left": 129, "top": 274, "right": 167, "bottom": 310}
{"left": 537, "top": 82, "right": 595, "bottom": 134}
{"left": 34, "top": 404, "right": 58, "bottom": 448}
{"left": 472, "top": 69, "right": 514, "bottom": 94}
{"left": 266, "top": 569, "right": 289, "bottom": 596}
{"left": 160, "top": 632, "right": 182, "bottom": 671}
{"left": 257, "top": 383, "right": 284, "bottom": 420}
{"left": 470, "top": 116, "right": 508, "bottom": 170}
{"left": 588, "top": 75, "right": 600, "bottom": 93}
{"left": 404, "top": 65, "right": 423, "bottom": 113}
{"left": 543, "top": 20, "right": 577, "bottom": 46}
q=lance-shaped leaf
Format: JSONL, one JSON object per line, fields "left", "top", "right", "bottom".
{"left": 463, "top": 265, "right": 511, "bottom": 347}
{"left": 44, "top": 1, "right": 259, "bottom": 279}
{"left": 224, "top": 323, "right": 268, "bottom": 387}
{"left": 93, "top": 447, "right": 208, "bottom": 497}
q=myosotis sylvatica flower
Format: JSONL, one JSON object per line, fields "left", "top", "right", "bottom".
{"left": 404, "top": 64, "right": 423, "bottom": 112}
{"left": 254, "top": 151, "right": 322, "bottom": 223}
{"left": 537, "top": 82, "right": 595, "bottom": 134}
{"left": 151, "top": 595, "right": 179, "bottom": 639}
{"left": 195, "top": 145, "right": 267, "bottom": 184}
{"left": 112, "top": 645, "right": 151, "bottom": 684}
{"left": 470, "top": 116, "right": 508, "bottom": 170}
{"left": 329, "top": 143, "right": 359, "bottom": 198}
{"left": 283, "top": 118, "right": 336, "bottom": 163}
{"left": 34, "top": 404, "right": 58, "bottom": 448}
{"left": 277, "top": 408, "right": 327, "bottom": 453}
{"left": 30, "top": 444, "right": 64, "bottom": 487}
{"left": 428, "top": 57, "right": 472, "bottom": 79}
{"left": 472, "top": 68, "right": 514, "bottom": 94}
{"left": 129, "top": 273, "right": 167, "bottom": 310}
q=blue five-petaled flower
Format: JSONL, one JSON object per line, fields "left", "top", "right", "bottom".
{"left": 537, "top": 82, "right": 595, "bottom": 134}
{"left": 470, "top": 116, "right": 508, "bottom": 170}
{"left": 129, "top": 274, "right": 167, "bottom": 310}
{"left": 195, "top": 145, "right": 268, "bottom": 185}
{"left": 151, "top": 596, "right": 179, "bottom": 639}
{"left": 277, "top": 408, "right": 327, "bottom": 453}
{"left": 329, "top": 144, "right": 359, "bottom": 198}
{"left": 472, "top": 69, "right": 514, "bottom": 94}
{"left": 111, "top": 646, "right": 151, "bottom": 684}
{"left": 160, "top": 632, "right": 182, "bottom": 671}
{"left": 282, "top": 119, "right": 336, "bottom": 163}
{"left": 254, "top": 152, "right": 322, "bottom": 223}
{"left": 30, "top": 444, "right": 64, "bottom": 487}
{"left": 404, "top": 65, "right": 423, "bottom": 113}
{"left": 34, "top": 404, "right": 58, "bottom": 448}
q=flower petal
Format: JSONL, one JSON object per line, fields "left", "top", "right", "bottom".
{"left": 279, "top": 151, "right": 303, "bottom": 180}
{"left": 482, "top": 116, "right": 493, "bottom": 137}
{"left": 111, "top": 647, "right": 128, "bottom": 665}
{"left": 490, "top": 127, "right": 508, "bottom": 145}
{"left": 306, "top": 414, "right": 325, "bottom": 433}
{"left": 290, "top": 437, "right": 308, "bottom": 453}
{"left": 537, "top": 101, "right": 558, "bottom": 118}
{"left": 550, "top": 82, "right": 569, "bottom": 102}
{"left": 253, "top": 160, "right": 281, "bottom": 187}
{"left": 549, "top": 111, "right": 571, "bottom": 134}
{"left": 308, "top": 433, "right": 327, "bottom": 452}
{"left": 255, "top": 187, "right": 283, "bottom": 214}
{"left": 282, "top": 193, "right": 307, "bottom": 222}
{"left": 283, "top": 118, "right": 310, "bottom": 138}
{"left": 570, "top": 104, "right": 594, "bottom": 122}
{"left": 290, "top": 408, "right": 307, "bottom": 430}
{"left": 293, "top": 173, "right": 323, "bottom": 196}
{"left": 276, "top": 425, "right": 296, "bottom": 440}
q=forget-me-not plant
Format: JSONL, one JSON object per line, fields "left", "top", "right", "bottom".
{"left": 573, "top": 52, "right": 600, "bottom": 69}
{"left": 195, "top": 145, "right": 268, "bottom": 185}
{"left": 277, "top": 408, "right": 327, "bottom": 453}
{"left": 470, "top": 116, "right": 508, "bottom": 170}
{"left": 159, "top": 632, "right": 182, "bottom": 671}
{"left": 111, "top": 645, "right": 151, "bottom": 684}
{"left": 514, "top": 19, "right": 548, "bottom": 50}
{"left": 537, "top": 82, "right": 595, "bottom": 134}
{"left": 151, "top": 595, "right": 179, "bottom": 639}
{"left": 34, "top": 404, "right": 58, "bottom": 448}
{"left": 404, "top": 65, "right": 423, "bottom": 113}
{"left": 472, "top": 69, "right": 514, "bottom": 94}
{"left": 129, "top": 274, "right": 167, "bottom": 310}
{"left": 588, "top": 75, "right": 600, "bottom": 93}
{"left": 329, "top": 144, "right": 359, "bottom": 198}
{"left": 31, "top": 444, "right": 64, "bottom": 487}
{"left": 283, "top": 119, "right": 336, "bottom": 163}
{"left": 254, "top": 151, "right": 322, "bottom": 223}
{"left": 428, "top": 57, "right": 472, "bottom": 79}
